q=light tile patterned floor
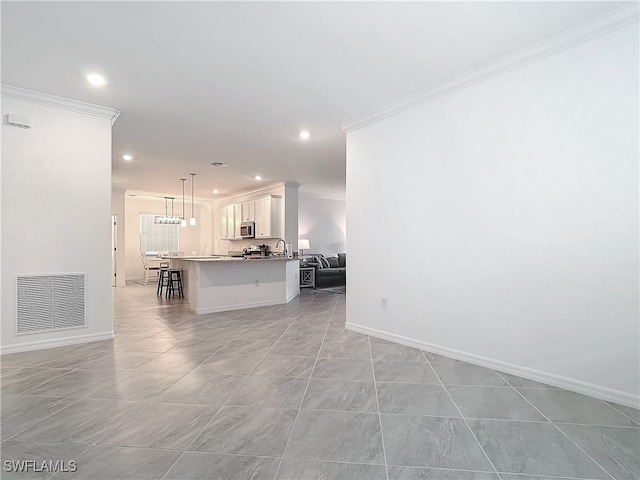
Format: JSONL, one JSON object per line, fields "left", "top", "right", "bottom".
{"left": 1, "top": 283, "right": 638, "bottom": 479}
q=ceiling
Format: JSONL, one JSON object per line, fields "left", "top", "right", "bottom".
{"left": 1, "top": 1, "right": 627, "bottom": 201}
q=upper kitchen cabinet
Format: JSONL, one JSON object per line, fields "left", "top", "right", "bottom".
{"left": 241, "top": 201, "right": 255, "bottom": 222}
{"left": 220, "top": 204, "right": 242, "bottom": 240}
{"left": 232, "top": 204, "right": 242, "bottom": 238}
{"left": 220, "top": 206, "right": 228, "bottom": 240}
{"left": 254, "top": 195, "right": 282, "bottom": 239}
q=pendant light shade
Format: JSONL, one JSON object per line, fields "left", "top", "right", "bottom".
{"left": 180, "top": 178, "right": 187, "bottom": 227}
{"left": 189, "top": 173, "right": 197, "bottom": 226}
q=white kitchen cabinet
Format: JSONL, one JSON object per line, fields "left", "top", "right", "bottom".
{"left": 220, "top": 204, "right": 241, "bottom": 239}
{"left": 241, "top": 201, "right": 255, "bottom": 222}
{"left": 233, "top": 204, "right": 242, "bottom": 238}
{"left": 254, "top": 195, "right": 282, "bottom": 239}
{"left": 219, "top": 206, "right": 229, "bottom": 239}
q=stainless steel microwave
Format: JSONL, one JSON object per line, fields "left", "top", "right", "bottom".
{"left": 240, "top": 221, "right": 255, "bottom": 239}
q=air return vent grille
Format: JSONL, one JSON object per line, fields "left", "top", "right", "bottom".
{"left": 16, "top": 273, "right": 86, "bottom": 334}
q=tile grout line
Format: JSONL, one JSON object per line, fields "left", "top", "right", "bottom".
{"left": 158, "top": 300, "right": 314, "bottom": 479}
{"left": 44, "top": 443, "right": 95, "bottom": 480}
{"left": 272, "top": 292, "right": 340, "bottom": 480}
{"left": 597, "top": 401, "right": 640, "bottom": 427}
{"left": 1, "top": 289, "right": 199, "bottom": 453}
{"left": 23, "top": 289, "right": 636, "bottom": 480}
{"left": 80, "top": 322, "right": 229, "bottom": 405}
{"left": 217, "top": 289, "right": 325, "bottom": 396}
{"left": 421, "top": 350, "right": 502, "bottom": 478}
{"left": 495, "top": 372, "right": 617, "bottom": 480}
{"left": 0, "top": 396, "right": 85, "bottom": 443}
{"left": 7, "top": 378, "right": 153, "bottom": 447}
{"left": 16, "top": 288, "right": 312, "bottom": 476}
{"left": 9, "top": 369, "right": 81, "bottom": 397}
{"left": 605, "top": 403, "right": 640, "bottom": 426}
{"left": 154, "top": 290, "right": 318, "bottom": 479}
{"left": 368, "top": 336, "right": 390, "bottom": 480}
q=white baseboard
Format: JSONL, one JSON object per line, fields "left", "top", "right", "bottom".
{"left": 346, "top": 322, "right": 639, "bottom": 409}
{"left": 196, "top": 299, "right": 281, "bottom": 314}
{"left": 196, "top": 296, "right": 297, "bottom": 315}
{"left": 0, "top": 331, "right": 115, "bottom": 355}
{"left": 286, "top": 290, "right": 300, "bottom": 304}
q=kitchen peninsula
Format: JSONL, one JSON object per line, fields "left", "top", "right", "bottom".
{"left": 168, "top": 256, "right": 300, "bottom": 314}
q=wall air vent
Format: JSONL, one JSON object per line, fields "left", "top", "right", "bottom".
{"left": 209, "top": 162, "right": 229, "bottom": 168}
{"left": 15, "top": 273, "right": 86, "bottom": 334}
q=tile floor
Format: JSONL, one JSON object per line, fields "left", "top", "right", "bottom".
{"left": 1, "top": 283, "right": 638, "bottom": 479}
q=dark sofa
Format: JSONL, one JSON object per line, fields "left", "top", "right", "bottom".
{"left": 307, "top": 253, "right": 346, "bottom": 288}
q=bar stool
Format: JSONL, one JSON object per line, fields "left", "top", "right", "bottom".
{"left": 166, "top": 269, "right": 184, "bottom": 298}
{"left": 156, "top": 266, "right": 170, "bottom": 296}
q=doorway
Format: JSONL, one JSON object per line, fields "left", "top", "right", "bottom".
{"left": 112, "top": 215, "right": 117, "bottom": 287}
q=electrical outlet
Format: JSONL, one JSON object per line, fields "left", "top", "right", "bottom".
{"left": 381, "top": 296, "right": 388, "bottom": 308}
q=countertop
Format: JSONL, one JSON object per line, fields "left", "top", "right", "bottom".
{"left": 162, "top": 255, "right": 298, "bottom": 263}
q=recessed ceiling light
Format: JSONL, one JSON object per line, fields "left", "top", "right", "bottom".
{"left": 87, "top": 73, "right": 108, "bottom": 86}
{"left": 299, "top": 130, "right": 310, "bottom": 140}
{"left": 212, "top": 189, "right": 219, "bottom": 194}
{"left": 122, "top": 154, "right": 133, "bottom": 161}
{"left": 254, "top": 175, "right": 262, "bottom": 181}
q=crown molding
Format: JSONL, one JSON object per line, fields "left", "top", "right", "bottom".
{"left": 127, "top": 181, "right": 291, "bottom": 206}
{"left": 125, "top": 190, "right": 211, "bottom": 204}
{"left": 341, "top": 4, "right": 639, "bottom": 133}
{"left": 214, "top": 181, "right": 288, "bottom": 203}
{"left": 299, "top": 190, "right": 347, "bottom": 202}
{"left": 1, "top": 84, "right": 120, "bottom": 125}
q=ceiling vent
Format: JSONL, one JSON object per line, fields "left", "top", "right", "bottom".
{"left": 209, "top": 162, "right": 229, "bottom": 168}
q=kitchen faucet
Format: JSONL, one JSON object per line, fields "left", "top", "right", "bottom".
{"left": 275, "top": 238, "right": 287, "bottom": 256}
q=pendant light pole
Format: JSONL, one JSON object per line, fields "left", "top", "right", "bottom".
{"left": 170, "top": 197, "right": 177, "bottom": 223}
{"left": 180, "top": 178, "right": 187, "bottom": 227}
{"left": 189, "top": 173, "right": 197, "bottom": 226}
{"left": 155, "top": 197, "right": 180, "bottom": 224}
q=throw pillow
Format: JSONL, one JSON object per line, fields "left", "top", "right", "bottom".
{"left": 327, "top": 257, "right": 339, "bottom": 268}
{"left": 312, "top": 255, "right": 324, "bottom": 269}
{"left": 337, "top": 253, "right": 346, "bottom": 268}
{"left": 320, "top": 257, "right": 330, "bottom": 268}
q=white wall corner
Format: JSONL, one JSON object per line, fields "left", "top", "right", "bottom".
{"left": 344, "top": 19, "right": 638, "bottom": 407}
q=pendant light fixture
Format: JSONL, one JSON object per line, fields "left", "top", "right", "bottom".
{"left": 189, "top": 173, "right": 197, "bottom": 226}
{"left": 180, "top": 178, "right": 187, "bottom": 227}
{"left": 154, "top": 197, "right": 181, "bottom": 224}
{"left": 154, "top": 198, "right": 169, "bottom": 224}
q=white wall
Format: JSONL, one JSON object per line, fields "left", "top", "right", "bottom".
{"left": 345, "top": 24, "right": 639, "bottom": 405}
{"left": 299, "top": 192, "right": 346, "bottom": 255}
{"left": 1, "top": 88, "right": 117, "bottom": 353}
